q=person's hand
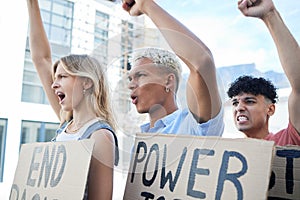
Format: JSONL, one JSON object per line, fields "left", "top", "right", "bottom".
{"left": 122, "top": 0, "right": 144, "bottom": 16}
{"left": 238, "top": 0, "right": 275, "bottom": 19}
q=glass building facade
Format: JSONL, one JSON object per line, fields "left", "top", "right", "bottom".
{"left": 0, "top": 1, "right": 146, "bottom": 197}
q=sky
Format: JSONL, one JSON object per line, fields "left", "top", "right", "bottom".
{"left": 155, "top": 0, "right": 300, "bottom": 73}
{"left": 1, "top": 0, "right": 298, "bottom": 74}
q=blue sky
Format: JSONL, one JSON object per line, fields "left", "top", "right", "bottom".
{"left": 157, "top": 0, "right": 300, "bottom": 73}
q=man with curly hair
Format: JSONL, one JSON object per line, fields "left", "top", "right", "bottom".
{"left": 227, "top": 0, "right": 300, "bottom": 146}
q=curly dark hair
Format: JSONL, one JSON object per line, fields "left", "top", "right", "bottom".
{"left": 227, "top": 75, "right": 278, "bottom": 103}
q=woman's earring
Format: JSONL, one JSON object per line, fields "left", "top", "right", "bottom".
{"left": 83, "top": 89, "right": 86, "bottom": 95}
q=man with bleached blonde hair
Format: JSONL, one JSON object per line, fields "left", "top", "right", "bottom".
{"left": 123, "top": 0, "right": 224, "bottom": 136}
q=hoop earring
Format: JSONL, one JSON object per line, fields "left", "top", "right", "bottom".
{"left": 165, "top": 87, "right": 170, "bottom": 93}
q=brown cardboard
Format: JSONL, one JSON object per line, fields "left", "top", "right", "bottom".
{"left": 9, "top": 139, "right": 94, "bottom": 200}
{"left": 268, "top": 145, "right": 300, "bottom": 199}
{"left": 123, "top": 133, "right": 274, "bottom": 200}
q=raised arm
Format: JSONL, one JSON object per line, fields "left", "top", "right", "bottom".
{"left": 239, "top": 0, "right": 300, "bottom": 134}
{"left": 123, "top": 0, "right": 222, "bottom": 122}
{"left": 27, "top": 0, "right": 61, "bottom": 119}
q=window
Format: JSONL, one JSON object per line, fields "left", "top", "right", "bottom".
{"left": 21, "top": 55, "right": 49, "bottom": 104}
{"left": 93, "top": 11, "right": 109, "bottom": 66}
{"left": 20, "top": 121, "right": 59, "bottom": 144}
{"left": 0, "top": 119, "right": 7, "bottom": 182}
{"left": 121, "top": 20, "right": 134, "bottom": 71}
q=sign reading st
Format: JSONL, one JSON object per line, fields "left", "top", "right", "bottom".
{"left": 268, "top": 145, "right": 300, "bottom": 199}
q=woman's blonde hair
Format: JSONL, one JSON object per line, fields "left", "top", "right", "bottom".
{"left": 53, "top": 54, "right": 116, "bottom": 130}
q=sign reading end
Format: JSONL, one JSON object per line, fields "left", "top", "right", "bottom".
{"left": 9, "top": 139, "right": 94, "bottom": 200}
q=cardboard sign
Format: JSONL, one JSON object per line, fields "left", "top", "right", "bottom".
{"left": 123, "top": 133, "right": 274, "bottom": 200}
{"left": 9, "top": 139, "right": 95, "bottom": 200}
{"left": 268, "top": 145, "right": 300, "bottom": 199}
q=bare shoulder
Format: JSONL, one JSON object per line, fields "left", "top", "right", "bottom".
{"left": 90, "top": 129, "right": 115, "bottom": 147}
{"left": 89, "top": 129, "right": 116, "bottom": 166}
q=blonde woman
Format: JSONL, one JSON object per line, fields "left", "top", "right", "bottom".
{"left": 26, "top": 0, "right": 118, "bottom": 199}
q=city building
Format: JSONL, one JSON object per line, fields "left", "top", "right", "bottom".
{"left": 0, "top": 0, "right": 290, "bottom": 199}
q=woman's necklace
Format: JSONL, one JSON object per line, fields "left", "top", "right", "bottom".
{"left": 66, "top": 118, "right": 95, "bottom": 134}
{"left": 66, "top": 120, "right": 83, "bottom": 133}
